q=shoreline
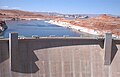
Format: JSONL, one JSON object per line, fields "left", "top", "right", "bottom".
{"left": 48, "top": 20, "right": 102, "bottom": 36}
{"left": 48, "top": 20, "right": 119, "bottom": 38}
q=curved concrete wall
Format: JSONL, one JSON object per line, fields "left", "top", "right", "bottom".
{"left": 33, "top": 45, "right": 104, "bottom": 77}
{"left": 0, "top": 34, "right": 120, "bottom": 77}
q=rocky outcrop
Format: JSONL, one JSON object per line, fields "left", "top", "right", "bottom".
{"left": 0, "top": 21, "right": 8, "bottom": 35}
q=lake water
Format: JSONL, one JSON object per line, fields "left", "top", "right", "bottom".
{"left": 4, "top": 20, "right": 82, "bottom": 38}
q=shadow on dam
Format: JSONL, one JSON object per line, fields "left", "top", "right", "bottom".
{"left": 11, "top": 38, "right": 105, "bottom": 73}
{"left": 0, "top": 40, "right": 9, "bottom": 63}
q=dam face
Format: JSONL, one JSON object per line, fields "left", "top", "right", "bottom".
{"left": 0, "top": 33, "right": 120, "bottom": 77}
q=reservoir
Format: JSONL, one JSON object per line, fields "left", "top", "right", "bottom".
{"left": 4, "top": 20, "right": 81, "bottom": 38}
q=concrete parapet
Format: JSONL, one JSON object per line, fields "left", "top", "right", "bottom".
{"left": 9, "top": 33, "right": 18, "bottom": 71}
{"left": 104, "top": 33, "right": 112, "bottom": 65}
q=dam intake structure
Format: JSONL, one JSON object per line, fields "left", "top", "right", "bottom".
{"left": 0, "top": 33, "right": 120, "bottom": 77}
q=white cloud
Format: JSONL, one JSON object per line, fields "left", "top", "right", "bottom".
{"left": 0, "top": 6, "right": 20, "bottom": 9}
{"left": 0, "top": 6, "right": 9, "bottom": 9}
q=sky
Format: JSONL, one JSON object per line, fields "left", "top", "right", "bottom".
{"left": 0, "top": 0, "right": 120, "bottom": 15}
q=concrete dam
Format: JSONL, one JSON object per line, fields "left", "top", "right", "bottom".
{"left": 0, "top": 33, "right": 120, "bottom": 77}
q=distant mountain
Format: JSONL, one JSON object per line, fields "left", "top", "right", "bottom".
{"left": 0, "top": 9, "right": 119, "bottom": 21}
{"left": 0, "top": 9, "right": 56, "bottom": 20}
{"left": 34, "top": 12, "right": 120, "bottom": 18}
{"left": 0, "top": 9, "right": 36, "bottom": 16}
{"left": 0, "top": 9, "right": 45, "bottom": 19}
{"left": 34, "top": 12, "right": 61, "bottom": 15}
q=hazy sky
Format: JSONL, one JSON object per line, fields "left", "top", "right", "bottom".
{"left": 0, "top": 0, "right": 120, "bottom": 15}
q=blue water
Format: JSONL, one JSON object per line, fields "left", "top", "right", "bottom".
{"left": 4, "top": 20, "right": 81, "bottom": 38}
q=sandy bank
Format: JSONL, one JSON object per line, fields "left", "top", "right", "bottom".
{"left": 48, "top": 20, "right": 102, "bottom": 36}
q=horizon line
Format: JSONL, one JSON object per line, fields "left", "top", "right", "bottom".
{"left": 0, "top": 8, "right": 120, "bottom": 16}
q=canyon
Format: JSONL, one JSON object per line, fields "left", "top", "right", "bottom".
{"left": 0, "top": 9, "right": 120, "bottom": 37}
